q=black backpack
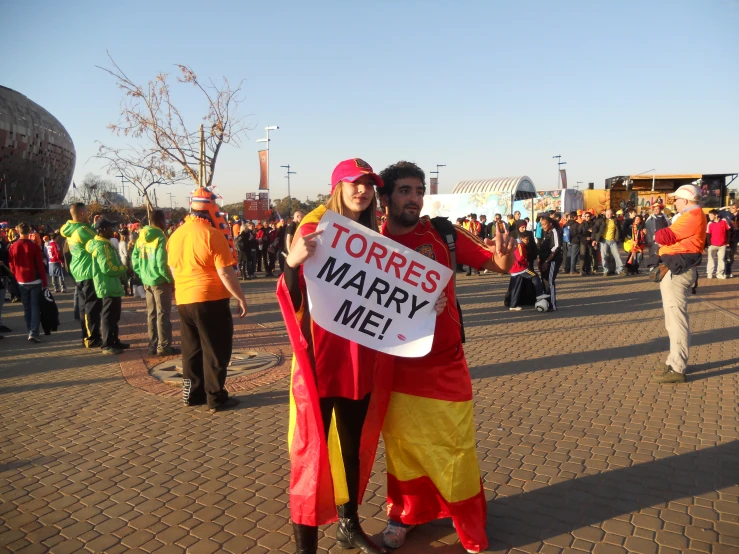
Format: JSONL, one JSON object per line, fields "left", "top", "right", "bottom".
{"left": 429, "top": 217, "right": 466, "bottom": 344}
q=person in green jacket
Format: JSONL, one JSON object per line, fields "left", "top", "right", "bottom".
{"left": 60, "top": 203, "right": 103, "bottom": 348}
{"left": 86, "top": 218, "right": 129, "bottom": 355}
{"left": 132, "top": 210, "right": 179, "bottom": 356}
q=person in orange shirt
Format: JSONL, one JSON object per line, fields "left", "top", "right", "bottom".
{"left": 652, "top": 184, "right": 706, "bottom": 384}
{"left": 166, "top": 188, "right": 248, "bottom": 413}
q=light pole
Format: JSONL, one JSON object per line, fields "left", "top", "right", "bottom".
{"left": 280, "top": 164, "right": 296, "bottom": 217}
{"left": 166, "top": 192, "right": 175, "bottom": 209}
{"left": 553, "top": 155, "right": 566, "bottom": 189}
{"left": 576, "top": 181, "right": 583, "bottom": 190}
{"left": 256, "top": 125, "right": 279, "bottom": 214}
{"left": 429, "top": 164, "right": 446, "bottom": 194}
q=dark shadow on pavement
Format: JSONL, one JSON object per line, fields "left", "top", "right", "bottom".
{"left": 488, "top": 440, "right": 739, "bottom": 548}
{"left": 0, "top": 377, "right": 118, "bottom": 395}
{"left": 231, "top": 389, "right": 289, "bottom": 410}
{"left": 469, "top": 326, "right": 739, "bottom": 379}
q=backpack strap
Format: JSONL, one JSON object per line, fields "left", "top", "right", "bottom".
{"left": 429, "top": 217, "right": 465, "bottom": 344}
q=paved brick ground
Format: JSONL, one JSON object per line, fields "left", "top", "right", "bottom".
{"left": 0, "top": 269, "right": 737, "bottom": 553}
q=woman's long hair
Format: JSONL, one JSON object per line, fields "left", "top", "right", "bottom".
{"left": 325, "top": 182, "right": 379, "bottom": 232}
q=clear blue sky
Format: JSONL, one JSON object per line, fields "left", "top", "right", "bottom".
{"left": 2, "top": 0, "right": 738, "bottom": 208}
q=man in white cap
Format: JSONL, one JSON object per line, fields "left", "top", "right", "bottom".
{"left": 652, "top": 184, "right": 706, "bottom": 384}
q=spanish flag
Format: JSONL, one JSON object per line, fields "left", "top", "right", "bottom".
{"left": 382, "top": 347, "right": 488, "bottom": 552}
{"left": 276, "top": 206, "right": 392, "bottom": 526}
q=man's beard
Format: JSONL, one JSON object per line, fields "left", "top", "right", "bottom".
{"left": 388, "top": 202, "right": 420, "bottom": 228}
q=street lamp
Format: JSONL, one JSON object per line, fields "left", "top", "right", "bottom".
{"left": 553, "top": 155, "right": 566, "bottom": 189}
{"left": 256, "top": 125, "right": 279, "bottom": 212}
{"left": 429, "top": 164, "right": 446, "bottom": 194}
{"left": 631, "top": 168, "right": 656, "bottom": 192}
{"left": 576, "top": 181, "right": 583, "bottom": 190}
{"left": 281, "top": 164, "right": 297, "bottom": 217}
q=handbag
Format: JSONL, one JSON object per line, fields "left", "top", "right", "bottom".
{"left": 648, "top": 264, "right": 669, "bottom": 283}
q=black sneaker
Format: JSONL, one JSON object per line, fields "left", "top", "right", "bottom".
{"left": 158, "top": 347, "right": 181, "bottom": 356}
{"left": 148, "top": 347, "right": 157, "bottom": 356}
{"left": 87, "top": 338, "right": 103, "bottom": 349}
{"left": 102, "top": 346, "right": 124, "bottom": 355}
{"left": 28, "top": 335, "right": 41, "bottom": 343}
{"left": 209, "top": 396, "right": 240, "bottom": 414}
{"left": 0, "top": 325, "right": 12, "bottom": 333}
{"left": 114, "top": 342, "right": 131, "bottom": 350}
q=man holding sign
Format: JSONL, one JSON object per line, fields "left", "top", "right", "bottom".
{"left": 377, "top": 161, "right": 516, "bottom": 553}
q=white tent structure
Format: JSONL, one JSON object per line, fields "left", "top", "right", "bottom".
{"left": 452, "top": 176, "right": 537, "bottom": 200}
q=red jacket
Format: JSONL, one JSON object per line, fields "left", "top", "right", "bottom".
{"left": 46, "top": 240, "right": 63, "bottom": 263}
{"left": 509, "top": 242, "right": 530, "bottom": 274}
{"left": 9, "top": 238, "right": 47, "bottom": 287}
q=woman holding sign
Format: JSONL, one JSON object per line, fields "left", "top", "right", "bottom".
{"left": 277, "top": 159, "right": 390, "bottom": 554}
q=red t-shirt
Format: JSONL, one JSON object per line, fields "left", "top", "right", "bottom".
{"left": 299, "top": 221, "right": 376, "bottom": 400}
{"left": 381, "top": 220, "right": 491, "bottom": 402}
{"left": 510, "top": 242, "right": 529, "bottom": 274}
{"left": 707, "top": 220, "right": 730, "bottom": 246}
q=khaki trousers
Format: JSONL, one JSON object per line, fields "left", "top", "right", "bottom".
{"left": 144, "top": 283, "right": 173, "bottom": 351}
{"left": 659, "top": 268, "right": 696, "bottom": 374}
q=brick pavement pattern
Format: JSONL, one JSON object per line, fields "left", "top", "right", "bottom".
{"left": 0, "top": 271, "right": 737, "bottom": 553}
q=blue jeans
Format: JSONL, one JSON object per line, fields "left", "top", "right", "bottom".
{"left": 19, "top": 283, "right": 42, "bottom": 337}
{"left": 600, "top": 240, "right": 623, "bottom": 274}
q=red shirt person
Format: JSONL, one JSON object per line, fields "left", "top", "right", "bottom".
{"left": 276, "top": 159, "right": 391, "bottom": 553}
{"left": 377, "top": 161, "right": 515, "bottom": 553}
{"left": 8, "top": 223, "right": 47, "bottom": 341}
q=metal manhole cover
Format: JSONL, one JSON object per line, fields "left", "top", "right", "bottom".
{"left": 149, "top": 349, "right": 282, "bottom": 386}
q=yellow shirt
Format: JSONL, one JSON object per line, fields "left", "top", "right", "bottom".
{"left": 166, "top": 217, "right": 234, "bottom": 305}
{"left": 604, "top": 219, "right": 616, "bottom": 241}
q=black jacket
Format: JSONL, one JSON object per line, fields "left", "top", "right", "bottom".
{"left": 563, "top": 220, "right": 581, "bottom": 245}
{"left": 538, "top": 227, "right": 563, "bottom": 263}
{"left": 40, "top": 289, "right": 60, "bottom": 335}
{"left": 592, "top": 216, "right": 622, "bottom": 243}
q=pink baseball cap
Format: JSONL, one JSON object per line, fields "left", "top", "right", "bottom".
{"left": 330, "top": 158, "right": 383, "bottom": 192}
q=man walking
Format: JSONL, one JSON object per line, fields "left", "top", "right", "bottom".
{"left": 61, "top": 203, "right": 102, "bottom": 348}
{"left": 592, "top": 209, "right": 624, "bottom": 276}
{"left": 86, "top": 219, "right": 129, "bottom": 355}
{"left": 652, "top": 185, "right": 706, "bottom": 384}
{"left": 167, "top": 195, "right": 248, "bottom": 413}
{"left": 377, "top": 161, "right": 515, "bottom": 554}
{"left": 8, "top": 223, "right": 46, "bottom": 342}
{"left": 132, "top": 210, "right": 179, "bottom": 356}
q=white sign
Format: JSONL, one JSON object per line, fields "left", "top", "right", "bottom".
{"left": 304, "top": 211, "right": 453, "bottom": 358}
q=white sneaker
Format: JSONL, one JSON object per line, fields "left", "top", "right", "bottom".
{"left": 509, "top": 306, "right": 522, "bottom": 311}
{"left": 718, "top": 275, "right": 727, "bottom": 279}
{"left": 382, "top": 522, "right": 416, "bottom": 549}
{"left": 707, "top": 275, "right": 714, "bottom": 279}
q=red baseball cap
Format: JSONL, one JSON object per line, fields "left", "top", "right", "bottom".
{"left": 330, "top": 158, "right": 383, "bottom": 192}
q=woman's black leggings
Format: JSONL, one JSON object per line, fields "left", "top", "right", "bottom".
{"left": 318, "top": 394, "right": 371, "bottom": 507}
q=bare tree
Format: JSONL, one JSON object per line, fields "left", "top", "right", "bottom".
{"left": 94, "top": 143, "right": 186, "bottom": 216}
{"left": 97, "top": 52, "right": 251, "bottom": 189}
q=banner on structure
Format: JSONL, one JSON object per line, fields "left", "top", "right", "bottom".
{"left": 303, "top": 211, "right": 453, "bottom": 357}
{"left": 258, "top": 150, "right": 269, "bottom": 190}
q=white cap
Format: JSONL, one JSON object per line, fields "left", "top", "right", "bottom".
{"left": 668, "top": 184, "right": 700, "bottom": 201}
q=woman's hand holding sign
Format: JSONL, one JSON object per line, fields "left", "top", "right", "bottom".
{"left": 286, "top": 229, "right": 323, "bottom": 269}
{"left": 433, "top": 291, "right": 448, "bottom": 316}
{"left": 483, "top": 224, "right": 516, "bottom": 274}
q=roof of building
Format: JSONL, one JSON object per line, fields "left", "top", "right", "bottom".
{"left": 451, "top": 176, "right": 537, "bottom": 200}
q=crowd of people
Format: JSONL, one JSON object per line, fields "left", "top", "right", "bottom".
{"left": 0, "top": 167, "right": 737, "bottom": 552}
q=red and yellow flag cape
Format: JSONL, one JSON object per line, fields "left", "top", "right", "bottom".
{"left": 276, "top": 206, "right": 392, "bottom": 526}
